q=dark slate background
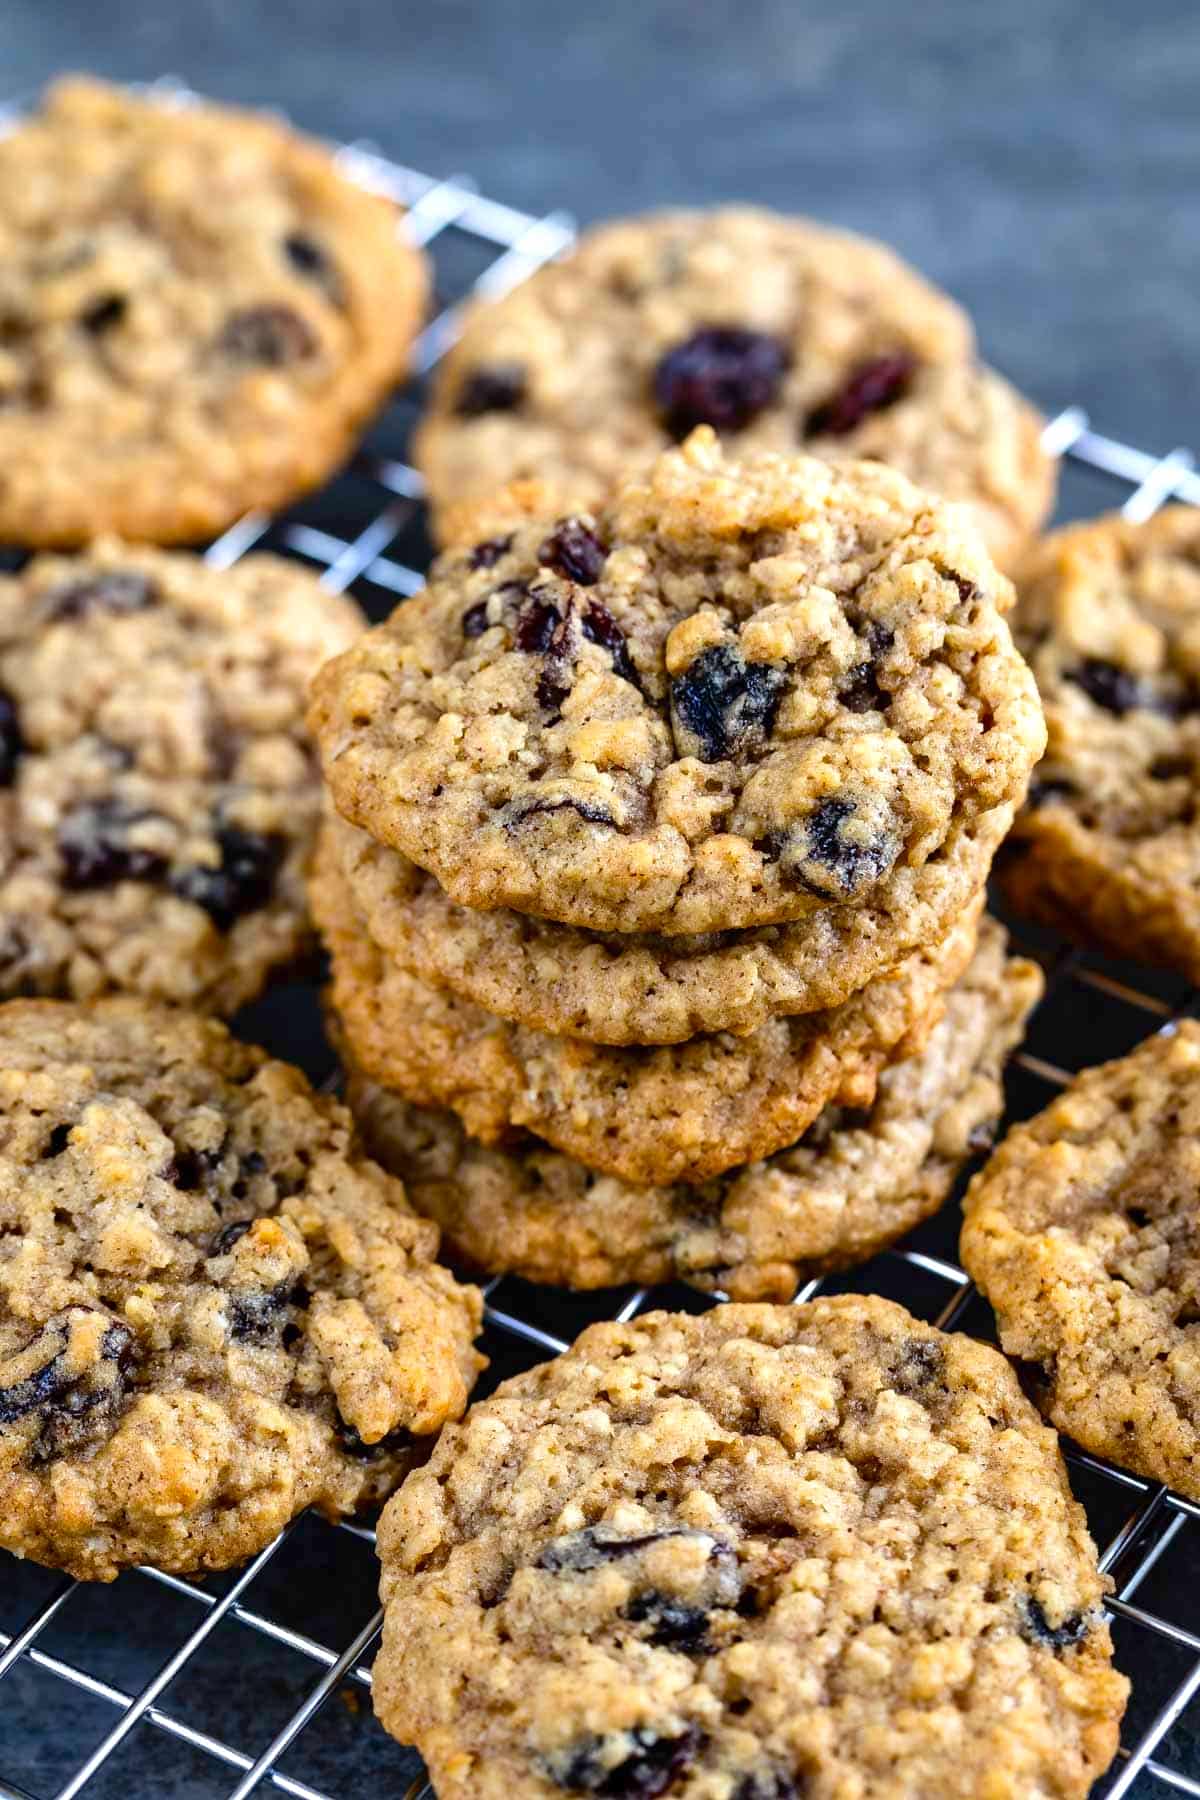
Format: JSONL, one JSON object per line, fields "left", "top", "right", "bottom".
{"left": 2, "top": 3, "right": 1199, "bottom": 1796}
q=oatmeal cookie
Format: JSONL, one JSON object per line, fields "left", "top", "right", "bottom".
{"left": 962, "top": 1019, "right": 1200, "bottom": 1498}
{"left": 0, "top": 77, "right": 426, "bottom": 545}
{"left": 0, "top": 998, "right": 483, "bottom": 1581}
{"left": 0, "top": 541, "right": 362, "bottom": 1013}
{"left": 414, "top": 207, "right": 1052, "bottom": 566}
{"left": 374, "top": 1296, "right": 1125, "bottom": 1800}
{"left": 314, "top": 835, "right": 980, "bottom": 1187}
{"left": 999, "top": 507, "right": 1200, "bottom": 981}
{"left": 310, "top": 432, "right": 1044, "bottom": 949}
{"left": 345, "top": 918, "right": 1042, "bottom": 1297}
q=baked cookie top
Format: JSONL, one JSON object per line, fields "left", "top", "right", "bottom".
{"left": 414, "top": 206, "right": 1053, "bottom": 567}
{"left": 314, "top": 834, "right": 978, "bottom": 1188}
{"left": 346, "top": 918, "right": 1042, "bottom": 1298}
{"left": 374, "top": 1296, "right": 1125, "bottom": 1800}
{"left": 311, "top": 432, "right": 1044, "bottom": 940}
{"left": 0, "top": 998, "right": 483, "bottom": 1581}
{"left": 962, "top": 1019, "right": 1200, "bottom": 1500}
{"left": 0, "top": 77, "right": 426, "bottom": 546}
{"left": 1001, "top": 506, "right": 1200, "bottom": 981}
{"left": 0, "top": 541, "right": 362, "bottom": 1014}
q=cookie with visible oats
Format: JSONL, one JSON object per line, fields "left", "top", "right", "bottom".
{"left": 310, "top": 432, "right": 1044, "bottom": 956}
{"left": 999, "top": 507, "right": 1200, "bottom": 982}
{"left": 373, "top": 1295, "right": 1125, "bottom": 1800}
{"left": 0, "top": 541, "right": 363, "bottom": 1014}
{"left": 963, "top": 1018, "right": 1200, "bottom": 1499}
{"left": 0, "top": 998, "right": 483, "bottom": 1582}
{"left": 313, "top": 831, "right": 980, "bottom": 1188}
{"left": 0, "top": 77, "right": 426, "bottom": 546}
{"left": 344, "top": 918, "right": 1042, "bottom": 1297}
{"left": 414, "top": 206, "right": 1053, "bottom": 567}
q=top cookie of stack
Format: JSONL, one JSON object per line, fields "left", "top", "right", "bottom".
{"left": 310, "top": 427, "right": 1045, "bottom": 1205}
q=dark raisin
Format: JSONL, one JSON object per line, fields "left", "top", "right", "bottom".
{"left": 172, "top": 827, "right": 286, "bottom": 931}
{"left": 1027, "top": 778, "right": 1077, "bottom": 808}
{"left": 516, "top": 595, "right": 562, "bottom": 652}
{"left": 582, "top": 602, "right": 640, "bottom": 689}
{"left": 0, "top": 1310, "right": 134, "bottom": 1457}
{"left": 1151, "top": 755, "right": 1191, "bottom": 781}
{"left": 732, "top": 1776, "right": 803, "bottom": 1800}
{"left": 556, "top": 1726, "right": 704, "bottom": 1797}
{"left": 840, "top": 662, "right": 886, "bottom": 713}
{"left": 58, "top": 801, "right": 168, "bottom": 890}
{"left": 209, "top": 1220, "right": 252, "bottom": 1255}
{"left": 80, "top": 294, "right": 126, "bottom": 334}
{"left": 462, "top": 600, "right": 492, "bottom": 637}
{"left": 282, "top": 232, "right": 343, "bottom": 302}
{"left": 42, "top": 1123, "right": 73, "bottom": 1159}
{"left": 455, "top": 364, "right": 526, "bottom": 416}
{"left": 785, "top": 797, "right": 897, "bottom": 899}
{"left": 625, "top": 1591, "right": 710, "bottom": 1652}
{"left": 537, "top": 608, "right": 581, "bottom": 714}
{"left": 1064, "top": 658, "right": 1148, "bottom": 716}
{"left": 41, "top": 570, "right": 158, "bottom": 622}
{"left": 537, "top": 1526, "right": 731, "bottom": 1573}
{"left": 502, "top": 795, "right": 616, "bottom": 833}
{"left": 539, "top": 519, "right": 608, "bottom": 585}
{"left": 229, "top": 1282, "right": 293, "bottom": 1343}
{"left": 241, "top": 1150, "right": 267, "bottom": 1177}
{"left": 670, "top": 644, "right": 787, "bottom": 763}
{"left": 334, "top": 1417, "right": 415, "bottom": 1460}
{"left": 891, "top": 1338, "right": 945, "bottom": 1395}
{"left": 468, "top": 534, "right": 513, "bottom": 571}
{"left": 171, "top": 1146, "right": 223, "bottom": 1191}
{"left": 805, "top": 351, "right": 916, "bottom": 437}
{"left": 218, "top": 304, "right": 317, "bottom": 366}
{"left": 0, "top": 689, "right": 23, "bottom": 787}
{"left": 1020, "top": 1597, "right": 1090, "bottom": 1651}
{"left": 654, "top": 328, "right": 788, "bottom": 437}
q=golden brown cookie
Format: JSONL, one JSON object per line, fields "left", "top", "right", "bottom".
{"left": 0, "top": 77, "right": 426, "bottom": 545}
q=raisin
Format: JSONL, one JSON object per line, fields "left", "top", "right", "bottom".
{"left": 0, "top": 1309, "right": 134, "bottom": 1461}
{"left": 556, "top": 1726, "right": 704, "bottom": 1797}
{"left": 538, "top": 1527, "right": 687, "bottom": 1573}
{"left": 840, "top": 620, "right": 894, "bottom": 713}
{"left": 537, "top": 609, "right": 580, "bottom": 714}
{"left": 1064, "top": 658, "right": 1149, "bottom": 716}
{"left": 468, "top": 534, "right": 513, "bottom": 571}
{"left": 209, "top": 1219, "right": 252, "bottom": 1255}
{"left": 462, "top": 601, "right": 492, "bottom": 637}
{"left": 625, "top": 1591, "right": 711, "bottom": 1652}
{"left": 516, "top": 595, "right": 562, "bottom": 653}
{"left": 218, "top": 304, "right": 317, "bottom": 366}
{"left": 171, "top": 1146, "right": 223, "bottom": 1192}
{"left": 80, "top": 294, "right": 126, "bottom": 334}
{"left": 502, "top": 795, "right": 617, "bottom": 832}
{"left": 42, "top": 1123, "right": 73, "bottom": 1159}
{"left": 654, "top": 328, "right": 788, "bottom": 437}
{"left": 732, "top": 1777, "right": 804, "bottom": 1800}
{"left": 0, "top": 690, "right": 22, "bottom": 787}
{"left": 334, "top": 1417, "right": 415, "bottom": 1460}
{"left": 41, "top": 570, "right": 158, "bottom": 622}
{"left": 228, "top": 1282, "right": 293, "bottom": 1343}
{"left": 283, "top": 232, "right": 343, "bottom": 304}
{"left": 172, "top": 827, "right": 286, "bottom": 931}
{"left": 582, "top": 602, "right": 640, "bottom": 689}
{"left": 58, "top": 801, "right": 168, "bottom": 890}
{"left": 782, "top": 797, "right": 897, "bottom": 900}
{"left": 455, "top": 364, "right": 526, "bottom": 416}
{"left": 806, "top": 351, "right": 916, "bottom": 436}
{"left": 539, "top": 519, "right": 607, "bottom": 585}
{"left": 891, "top": 1338, "right": 945, "bottom": 1396}
{"left": 670, "top": 644, "right": 786, "bottom": 763}
{"left": 1020, "top": 1597, "right": 1089, "bottom": 1651}
{"left": 1027, "top": 778, "right": 1077, "bottom": 808}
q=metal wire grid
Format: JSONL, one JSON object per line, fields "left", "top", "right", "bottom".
{"left": 0, "top": 117, "right": 1199, "bottom": 1800}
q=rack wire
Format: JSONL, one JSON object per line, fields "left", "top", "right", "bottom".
{"left": 2, "top": 104, "right": 1200, "bottom": 1800}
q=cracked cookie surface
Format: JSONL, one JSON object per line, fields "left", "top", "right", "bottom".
{"left": 962, "top": 1019, "right": 1200, "bottom": 1499}
{"left": 374, "top": 1296, "right": 1125, "bottom": 1800}
{"left": 344, "top": 918, "right": 1042, "bottom": 1296}
{"left": 311, "top": 432, "right": 1044, "bottom": 946}
{"left": 1000, "top": 507, "right": 1200, "bottom": 981}
{"left": 0, "top": 77, "right": 426, "bottom": 546}
{"left": 0, "top": 541, "right": 362, "bottom": 1013}
{"left": 313, "top": 833, "right": 979, "bottom": 1187}
{"left": 413, "top": 207, "right": 1053, "bottom": 567}
{"left": 0, "top": 998, "right": 483, "bottom": 1581}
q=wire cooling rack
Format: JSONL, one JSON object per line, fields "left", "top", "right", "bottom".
{"left": 4, "top": 95, "right": 1200, "bottom": 1800}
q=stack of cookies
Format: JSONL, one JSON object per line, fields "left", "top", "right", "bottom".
{"left": 310, "top": 426, "right": 1047, "bottom": 1298}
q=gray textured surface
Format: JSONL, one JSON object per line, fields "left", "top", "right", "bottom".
{"left": 2, "top": 3, "right": 1199, "bottom": 1796}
